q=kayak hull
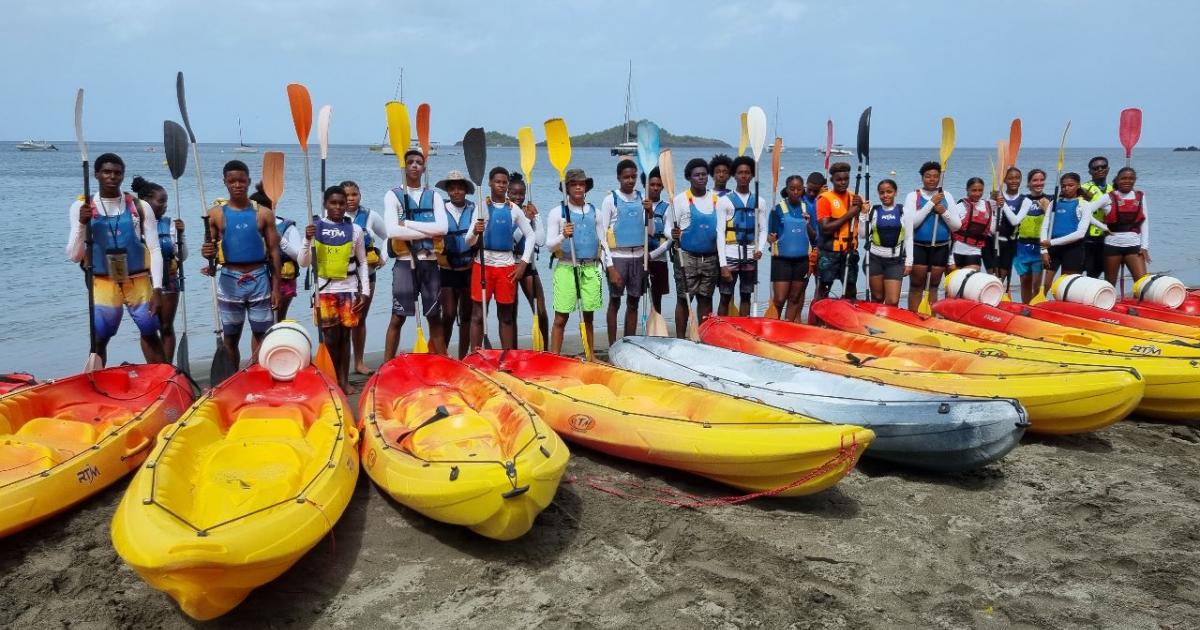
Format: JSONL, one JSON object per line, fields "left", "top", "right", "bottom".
{"left": 609, "top": 336, "right": 1027, "bottom": 472}
{"left": 464, "top": 350, "right": 874, "bottom": 497}
{"left": 112, "top": 365, "right": 359, "bottom": 620}
{"left": 699, "top": 316, "right": 1143, "bottom": 435}
{"left": 993, "top": 301, "right": 1200, "bottom": 355}
{"left": 1036, "top": 301, "right": 1200, "bottom": 340}
{"left": 0, "top": 364, "right": 194, "bottom": 538}
{"left": 1113, "top": 301, "right": 1200, "bottom": 327}
{"left": 359, "top": 355, "right": 569, "bottom": 541}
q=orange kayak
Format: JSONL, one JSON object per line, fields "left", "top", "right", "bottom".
{"left": 359, "top": 354, "right": 569, "bottom": 540}
{"left": 1, "top": 364, "right": 195, "bottom": 538}
{"left": 1036, "top": 301, "right": 1200, "bottom": 339}
{"left": 0, "top": 373, "right": 36, "bottom": 395}
{"left": 1111, "top": 301, "right": 1200, "bottom": 327}
{"left": 994, "top": 302, "right": 1200, "bottom": 353}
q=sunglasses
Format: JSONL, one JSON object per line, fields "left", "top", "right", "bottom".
{"left": 1091, "top": 163, "right": 1109, "bottom": 170}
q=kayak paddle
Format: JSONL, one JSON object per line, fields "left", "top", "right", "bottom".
{"left": 1119, "top": 108, "right": 1142, "bottom": 167}
{"left": 318, "top": 105, "right": 331, "bottom": 192}
{"left": 918, "top": 116, "right": 955, "bottom": 316}
{"left": 544, "top": 117, "right": 592, "bottom": 359}
{"left": 847, "top": 106, "right": 870, "bottom": 301}
{"left": 764, "top": 136, "right": 783, "bottom": 319}
{"left": 262, "top": 151, "right": 285, "bottom": 209}
{"left": 659, "top": 148, "right": 698, "bottom": 341}
{"left": 737, "top": 112, "right": 748, "bottom": 157}
{"left": 517, "top": 125, "right": 544, "bottom": 350}
{"left": 75, "top": 89, "right": 102, "bottom": 373}
{"left": 464, "top": 127, "right": 490, "bottom": 351}
{"left": 823, "top": 118, "right": 833, "bottom": 171}
{"left": 747, "top": 106, "right": 767, "bottom": 315}
{"left": 635, "top": 120, "right": 664, "bottom": 335}
{"left": 1007, "top": 118, "right": 1022, "bottom": 168}
{"left": 164, "top": 120, "right": 191, "bottom": 375}
{"left": 1031, "top": 120, "right": 1071, "bottom": 306}
{"left": 417, "top": 103, "right": 431, "bottom": 187}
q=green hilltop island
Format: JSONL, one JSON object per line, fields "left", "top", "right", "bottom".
{"left": 455, "top": 121, "right": 730, "bottom": 151}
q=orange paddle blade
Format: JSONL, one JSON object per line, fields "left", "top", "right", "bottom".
{"left": 1007, "top": 118, "right": 1021, "bottom": 167}
{"left": 262, "top": 151, "right": 285, "bottom": 207}
{"left": 286, "top": 84, "right": 313, "bottom": 151}
{"left": 771, "top": 137, "right": 783, "bottom": 193}
{"left": 315, "top": 342, "right": 336, "bottom": 380}
{"left": 416, "top": 103, "right": 431, "bottom": 159}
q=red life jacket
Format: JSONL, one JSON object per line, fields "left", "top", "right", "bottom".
{"left": 1104, "top": 191, "right": 1145, "bottom": 233}
{"left": 952, "top": 199, "right": 993, "bottom": 248}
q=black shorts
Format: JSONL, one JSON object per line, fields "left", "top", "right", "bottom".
{"left": 953, "top": 253, "right": 983, "bottom": 269}
{"left": 1083, "top": 236, "right": 1106, "bottom": 278}
{"left": 718, "top": 259, "right": 758, "bottom": 296}
{"left": 649, "top": 259, "right": 670, "bottom": 295}
{"left": 771, "top": 256, "right": 809, "bottom": 283}
{"left": 1048, "top": 242, "right": 1085, "bottom": 273}
{"left": 912, "top": 243, "right": 950, "bottom": 268}
{"left": 1104, "top": 244, "right": 1142, "bottom": 257}
{"left": 982, "top": 239, "right": 1016, "bottom": 274}
{"left": 519, "top": 260, "right": 540, "bottom": 278}
{"left": 439, "top": 267, "right": 472, "bottom": 290}
{"left": 869, "top": 255, "right": 905, "bottom": 280}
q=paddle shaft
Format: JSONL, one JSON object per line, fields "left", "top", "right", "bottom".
{"left": 478, "top": 194, "right": 491, "bottom": 349}
{"left": 172, "top": 178, "right": 188, "bottom": 334}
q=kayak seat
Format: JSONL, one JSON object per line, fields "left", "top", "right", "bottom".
{"left": 194, "top": 440, "right": 305, "bottom": 524}
{"left": 0, "top": 436, "right": 56, "bottom": 480}
{"left": 14, "top": 417, "right": 108, "bottom": 453}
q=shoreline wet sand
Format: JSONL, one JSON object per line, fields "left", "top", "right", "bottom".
{"left": 2, "top": 334, "right": 1199, "bottom": 628}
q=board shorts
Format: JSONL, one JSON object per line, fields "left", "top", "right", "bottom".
{"left": 279, "top": 277, "right": 297, "bottom": 299}
{"left": 316, "top": 292, "right": 360, "bottom": 328}
{"left": 161, "top": 262, "right": 181, "bottom": 294}
{"left": 217, "top": 265, "right": 273, "bottom": 336}
{"left": 953, "top": 254, "right": 984, "bottom": 269}
{"left": 869, "top": 254, "right": 905, "bottom": 281}
{"left": 1048, "top": 241, "right": 1085, "bottom": 274}
{"left": 92, "top": 273, "right": 160, "bottom": 341}
{"left": 675, "top": 251, "right": 720, "bottom": 298}
{"left": 440, "top": 267, "right": 471, "bottom": 290}
{"left": 912, "top": 243, "right": 951, "bottom": 268}
{"left": 392, "top": 258, "right": 442, "bottom": 319}
{"left": 553, "top": 262, "right": 603, "bottom": 313}
{"left": 607, "top": 256, "right": 646, "bottom": 299}
{"left": 817, "top": 250, "right": 859, "bottom": 287}
{"left": 719, "top": 258, "right": 758, "bottom": 296}
{"left": 982, "top": 239, "right": 1016, "bottom": 276}
{"left": 1105, "top": 244, "right": 1142, "bottom": 257}
{"left": 1012, "top": 241, "right": 1043, "bottom": 276}
{"left": 471, "top": 261, "right": 518, "bottom": 305}
{"left": 648, "top": 259, "right": 670, "bottom": 295}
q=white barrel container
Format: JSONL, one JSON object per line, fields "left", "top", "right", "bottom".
{"left": 1132, "top": 274, "right": 1187, "bottom": 309}
{"left": 1051, "top": 274, "right": 1117, "bottom": 309}
{"left": 258, "top": 321, "right": 312, "bottom": 381}
{"left": 943, "top": 269, "right": 1004, "bottom": 306}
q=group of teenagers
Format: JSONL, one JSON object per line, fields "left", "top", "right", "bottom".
{"left": 67, "top": 148, "right": 1151, "bottom": 392}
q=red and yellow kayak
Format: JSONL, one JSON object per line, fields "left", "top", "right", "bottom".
{"left": 0, "top": 373, "right": 36, "bottom": 395}
{"left": 463, "top": 350, "right": 872, "bottom": 496}
{"left": 699, "top": 316, "right": 1143, "bottom": 435}
{"left": 359, "top": 354, "right": 569, "bottom": 541}
{"left": 1036, "top": 301, "right": 1200, "bottom": 340}
{"left": 1, "top": 364, "right": 194, "bottom": 538}
{"left": 1111, "top": 301, "right": 1200, "bottom": 327}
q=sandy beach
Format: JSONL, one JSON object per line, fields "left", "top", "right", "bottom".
{"left": 2, "top": 349, "right": 1198, "bottom": 629}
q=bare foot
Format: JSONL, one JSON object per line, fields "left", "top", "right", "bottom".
{"left": 344, "top": 383, "right": 360, "bottom": 395}
{"left": 354, "top": 364, "right": 374, "bottom": 375}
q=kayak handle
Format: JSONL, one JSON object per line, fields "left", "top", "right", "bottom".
{"left": 502, "top": 485, "right": 531, "bottom": 499}
{"left": 121, "top": 433, "right": 152, "bottom": 461}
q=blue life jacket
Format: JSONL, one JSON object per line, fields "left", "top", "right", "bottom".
{"left": 999, "top": 193, "right": 1025, "bottom": 239}
{"left": 90, "top": 193, "right": 147, "bottom": 276}
{"left": 680, "top": 192, "right": 719, "bottom": 255}
{"left": 562, "top": 203, "right": 600, "bottom": 262}
{"left": 221, "top": 203, "right": 266, "bottom": 264}
{"left": 483, "top": 202, "right": 514, "bottom": 251}
{"left": 610, "top": 190, "right": 646, "bottom": 248}
{"left": 1050, "top": 197, "right": 1082, "bottom": 240}
{"left": 351, "top": 207, "right": 374, "bottom": 249}
{"left": 391, "top": 188, "right": 439, "bottom": 257}
{"left": 725, "top": 192, "right": 757, "bottom": 246}
{"left": 912, "top": 190, "right": 952, "bottom": 245}
{"left": 275, "top": 216, "right": 298, "bottom": 267}
{"left": 442, "top": 201, "right": 476, "bottom": 268}
{"left": 870, "top": 204, "right": 904, "bottom": 256}
{"left": 157, "top": 215, "right": 175, "bottom": 262}
{"left": 772, "top": 200, "right": 810, "bottom": 258}
{"left": 648, "top": 200, "right": 669, "bottom": 249}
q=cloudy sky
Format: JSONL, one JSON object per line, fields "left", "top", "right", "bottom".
{"left": 3, "top": 0, "right": 1195, "bottom": 147}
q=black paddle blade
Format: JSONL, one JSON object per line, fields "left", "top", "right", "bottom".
{"left": 857, "top": 106, "right": 872, "bottom": 165}
{"left": 463, "top": 127, "right": 487, "bottom": 187}
{"left": 175, "top": 331, "right": 191, "bottom": 377}
{"left": 176, "top": 71, "right": 197, "bottom": 143}
{"left": 210, "top": 341, "right": 236, "bottom": 387}
{"left": 164, "top": 120, "right": 189, "bottom": 180}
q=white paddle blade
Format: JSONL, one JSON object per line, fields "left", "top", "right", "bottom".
{"left": 318, "top": 105, "right": 332, "bottom": 160}
{"left": 747, "top": 106, "right": 767, "bottom": 159}
{"left": 74, "top": 89, "right": 87, "bottom": 162}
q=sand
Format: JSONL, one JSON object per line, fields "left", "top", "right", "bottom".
{"left": 3, "top": 353, "right": 1199, "bottom": 629}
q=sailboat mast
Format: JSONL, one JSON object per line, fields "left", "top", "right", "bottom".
{"left": 238, "top": 118, "right": 245, "bottom": 146}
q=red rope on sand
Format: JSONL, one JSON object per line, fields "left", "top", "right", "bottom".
{"left": 306, "top": 498, "right": 336, "bottom": 554}
{"left": 582, "top": 434, "right": 861, "bottom": 509}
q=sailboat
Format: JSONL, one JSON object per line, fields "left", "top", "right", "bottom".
{"left": 234, "top": 118, "right": 257, "bottom": 153}
{"left": 376, "top": 69, "right": 437, "bottom": 157}
{"left": 610, "top": 61, "right": 638, "bottom": 156}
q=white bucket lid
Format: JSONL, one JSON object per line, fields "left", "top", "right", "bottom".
{"left": 259, "top": 321, "right": 313, "bottom": 381}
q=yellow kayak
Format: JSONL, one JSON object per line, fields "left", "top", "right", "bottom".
{"left": 816, "top": 300, "right": 1200, "bottom": 421}
{"left": 112, "top": 365, "right": 359, "bottom": 620}
{"left": 359, "top": 354, "right": 569, "bottom": 541}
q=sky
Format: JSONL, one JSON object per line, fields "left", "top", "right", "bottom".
{"left": 2, "top": 0, "right": 1197, "bottom": 148}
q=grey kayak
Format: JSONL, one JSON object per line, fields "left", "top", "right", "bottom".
{"left": 609, "top": 336, "right": 1029, "bottom": 472}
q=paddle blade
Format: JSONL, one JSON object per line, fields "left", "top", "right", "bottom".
{"left": 646, "top": 309, "right": 669, "bottom": 337}
{"left": 917, "top": 291, "right": 933, "bottom": 316}
{"left": 658, "top": 149, "right": 676, "bottom": 201}
{"left": 413, "top": 325, "right": 428, "bottom": 354}
{"left": 175, "top": 331, "right": 190, "bottom": 376}
{"left": 1001, "top": 292, "right": 1012, "bottom": 303}
{"left": 996, "top": 141, "right": 1007, "bottom": 187}
{"left": 518, "top": 126, "right": 537, "bottom": 181}
{"left": 988, "top": 154, "right": 997, "bottom": 192}
{"left": 286, "top": 84, "right": 313, "bottom": 150}
{"left": 738, "top": 112, "right": 749, "bottom": 156}
{"left": 770, "top": 137, "right": 783, "bottom": 193}
{"left": 262, "top": 151, "right": 285, "bottom": 207}
{"left": 1007, "top": 118, "right": 1022, "bottom": 167}
{"left": 580, "top": 322, "right": 593, "bottom": 361}
{"left": 824, "top": 119, "right": 833, "bottom": 170}
{"left": 544, "top": 118, "right": 571, "bottom": 179}
{"left": 532, "top": 313, "right": 545, "bottom": 350}
{"left": 416, "top": 103, "right": 431, "bottom": 159}
{"left": 1057, "top": 121, "right": 1072, "bottom": 173}
{"left": 164, "top": 120, "right": 189, "bottom": 180}
{"left": 636, "top": 120, "right": 661, "bottom": 176}
{"left": 686, "top": 310, "right": 699, "bottom": 342}
{"left": 764, "top": 301, "right": 780, "bottom": 320}
{"left": 939, "top": 117, "right": 956, "bottom": 170}
{"left": 1029, "top": 288, "right": 1047, "bottom": 306}
{"left": 463, "top": 127, "right": 487, "bottom": 187}
{"left": 210, "top": 342, "right": 237, "bottom": 387}
{"left": 1120, "top": 108, "right": 1142, "bottom": 160}
{"left": 314, "top": 342, "right": 336, "bottom": 380}
{"left": 175, "top": 72, "right": 197, "bottom": 143}
{"left": 84, "top": 352, "right": 102, "bottom": 374}
{"left": 727, "top": 301, "right": 739, "bottom": 317}
{"left": 317, "top": 105, "right": 332, "bottom": 160}
{"left": 385, "top": 101, "right": 411, "bottom": 163}
{"left": 747, "top": 106, "right": 767, "bottom": 160}
{"left": 856, "top": 107, "right": 872, "bottom": 165}
{"left": 74, "top": 89, "right": 87, "bottom": 162}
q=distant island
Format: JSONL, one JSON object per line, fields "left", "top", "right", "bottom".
{"left": 1173, "top": 145, "right": 1199, "bottom": 152}
{"left": 454, "top": 121, "right": 729, "bottom": 148}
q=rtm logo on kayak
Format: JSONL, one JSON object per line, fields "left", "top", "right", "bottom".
{"left": 568, "top": 414, "right": 595, "bottom": 432}
{"left": 76, "top": 464, "right": 100, "bottom": 484}
{"left": 1130, "top": 345, "right": 1162, "bottom": 356}
{"left": 976, "top": 348, "right": 1008, "bottom": 358}
{"left": 1100, "top": 318, "right": 1121, "bottom": 325}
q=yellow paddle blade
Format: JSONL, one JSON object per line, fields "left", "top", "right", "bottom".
{"left": 1056, "top": 121, "right": 1072, "bottom": 173}
{"left": 531, "top": 313, "right": 545, "bottom": 351}
{"left": 579, "top": 322, "right": 592, "bottom": 361}
{"left": 518, "top": 126, "right": 536, "bottom": 186}
{"left": 1001, "top": 292, "right": 1012, "bottom": 302}
{"left": 315, "top": 343, "right": 336, "bottom": 380}
{"left": 413, "top": 324, "right": 428, "bottom": 354}
{"left": 385, "top": 101, "right": 411, "bottom": 168}
{"left": 997, "top": 140, "right": 1008, "bottom": 186}
{"left": 939, "top": 117, "right": 956, "bottom": 170}
{"left": 544, "top": 118, "right": 571, "bottom": 180}
{"left": 1029, "top": 288, "right": 1047, "bottom": 306}
{"left": 686, "top": 310, "right": 699, "bottom": 342}
{"left": 988, "top": 155, "right": 997, "bottom": 192}
{"left": 658, "top": 149, "right": 676, "bottom": 200}
{"left": 917, "top": 291, "right": 933, "bottom": 316}
{"left": 727, "top": 301, "right": 739, "bottom": 317}
{"left": 764, "top": 301, "right": 779, "bottom": 319}
{"left": 737, "top": 111, "right": 749, "bottom": 157}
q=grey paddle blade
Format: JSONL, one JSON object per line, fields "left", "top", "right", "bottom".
{"left": 857, "top": 106, "right": 872, "bottom": 165}
{"left": 176, "top": 71, "right": 197, "bottom": 143}
{"left": 463, "top": 127, "right": 487, "bottom": 187}
{"left": 164, "top": 120, "right": 189, "bottom": 180}
{"left": 210, "top": 342, "right": 236, "bottom": 388}
{"left": 175, "top": 331, "right": 191, "bottom": 377}
{"left": 74, "top": 89, "right": 87, "bottom": 162}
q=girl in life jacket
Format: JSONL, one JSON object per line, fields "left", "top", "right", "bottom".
{"left": 860, "top": 179, "right": 914, "bottom": 306}
{"left": 768, "top": 175, "right": 818, "bottom": 321}
{"left": 951, "top": 178, "right": 994, "bottom": 271}
{"left": 1011, "top": 169, "right": 1052, "bottom": 303}
{"left": 133, "top": 176, "right": 187, "bottom": 363}
{"left": 1080, "top": 166, "right": 1150, "bottom": 286}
